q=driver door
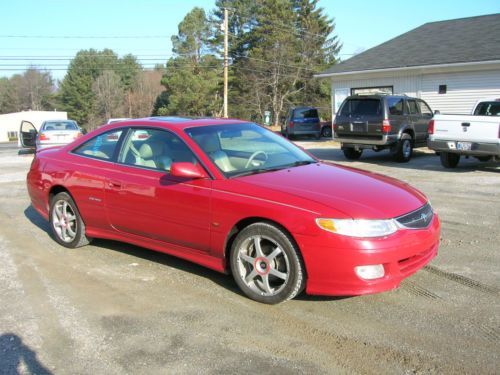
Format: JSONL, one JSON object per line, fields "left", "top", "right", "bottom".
{"left": 19, "top": 121, "right": 37, "bottom": 149}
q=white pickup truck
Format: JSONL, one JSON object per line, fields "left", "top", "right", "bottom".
{"left": 427, "top": 98, "right": 500, "bottom": 168}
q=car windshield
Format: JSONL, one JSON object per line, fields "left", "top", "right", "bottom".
{"left": 42, "top": 121, "right": 78, "bottom": 131}
{"left": 185, "top": 123, "right": 316, "bottom": 178}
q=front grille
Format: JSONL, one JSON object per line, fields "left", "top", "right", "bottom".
{"left": 395, "top": 203, "right": 433, "bottom": 229}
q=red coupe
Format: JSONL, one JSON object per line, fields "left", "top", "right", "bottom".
{"left": 23, "top": 117, "right": 440, "bottom": 304}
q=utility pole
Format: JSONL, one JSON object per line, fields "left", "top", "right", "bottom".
{"left": 223, "top": 7, "right": 229, "bottom": 118}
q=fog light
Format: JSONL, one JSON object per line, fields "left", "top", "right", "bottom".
{"left": 355, "top": 264, "right": 385, "bottom": 280}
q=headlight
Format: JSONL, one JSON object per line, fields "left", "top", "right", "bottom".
{"left": 316, "top": 218, "right": 398, "bottom": 238}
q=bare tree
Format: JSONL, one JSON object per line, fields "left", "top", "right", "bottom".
{"left": 130, "top": 70, "right": 164, "bottom": 117}
{"left": 92, "top": 70, "right": 125, "bottom": 124}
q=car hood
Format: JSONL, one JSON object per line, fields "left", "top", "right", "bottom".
{"left": 235, "top": 162, "right": 428, "bottom": 219}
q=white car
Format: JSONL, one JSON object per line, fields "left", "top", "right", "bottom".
{"left": 427, "top": 98, "right": 500, "bottom": 168}
{"left": 20, "top": 120, "right": 83, "bottom": 151}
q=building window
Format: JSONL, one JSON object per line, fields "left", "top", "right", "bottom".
{"left": 7, "top": 131, "right": 18, "bottom": 141}
{"left": 351, "top": 86, "right": 393, "bottom": 96}
{"left": 438, "top": 85, "right": 447, "bottom": 94}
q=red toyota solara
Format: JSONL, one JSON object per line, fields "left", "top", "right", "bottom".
{"left": 24, "top": 117, "right": 439, "bottom": 304}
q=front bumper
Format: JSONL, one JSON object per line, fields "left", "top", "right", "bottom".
{"left": 427, "top": 138, "right": 500, "bottom": 157}
{"left": 296, "top": 214, "right": 440, "bottom": 296}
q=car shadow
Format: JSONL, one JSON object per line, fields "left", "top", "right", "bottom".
{"left": 23, "top": 205, "right": 357, "bottom": 303}
{"left": 306, "top": 147, "right": 500, "bottom": 174}
{"left": 91, "top": 237, "right": 244, "bottom": 296}
{"left": 0, "top": 333, "right": 52, "bottom": 375}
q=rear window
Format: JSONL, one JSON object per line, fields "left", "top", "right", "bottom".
{"left": 340, "top": 99, "right": 382, "bottom": 116}
{"left": 293, "top": 108, "right": 319, "bottom": 119}
{"left": 43, "top": 121, "right": 78, "bottom": 131}
{"left": 474, "top": 102, "right": 500, "bottom": 116}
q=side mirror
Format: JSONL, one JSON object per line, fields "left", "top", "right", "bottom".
{"left": 434, "top": 110, "right": 440, "bottom": 115}
{"left": 170, "top": 162, "right": 208, "bottom": 179}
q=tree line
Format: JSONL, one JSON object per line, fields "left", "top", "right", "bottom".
{"left": 0, "top": 0, "right": 339, "bottom": 129}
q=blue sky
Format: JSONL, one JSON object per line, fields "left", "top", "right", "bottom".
{"left": 0, "top": 0, "right": 499, "bottom": 80}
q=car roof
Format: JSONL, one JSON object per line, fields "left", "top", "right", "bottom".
{"left": 347, "top": 94, "right": 419, "bottom": 100}
{"left": 100, "top": 116, "right": 251, "bottom": 130}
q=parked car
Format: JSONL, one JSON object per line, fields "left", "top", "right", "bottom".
{"left": 428, "top": 98, "right": 500, "bottom": 168}
{"left": 22, "top": 117, "right": 439, "bottom": 304}
{"left": 19, "top": 120, "right": 82, "bottom": 150}
{"left": 334, "top": 95, "right": 434, "bottom": 162}
{"left": 281, "top": 106, "right": 321, "bottom": 139}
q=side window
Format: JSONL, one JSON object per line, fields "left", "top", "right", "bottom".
{"left": 387, "top": 97, "right": 404, "bottom": 116}
{"left": 118, "top": 128, "right": 195, "bottom": 172}
{"left": 73, "top": 129, "right": 123, "bottom": 160}
{"left": 418, "top": 100, "right": 433, "bottom": 117}
{"left": 406, "top": 100, "right": 419, "bottom": 115}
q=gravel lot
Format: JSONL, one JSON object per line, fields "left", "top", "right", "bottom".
{"left": 0, "top": 140, "right": 498, "bottom": 374}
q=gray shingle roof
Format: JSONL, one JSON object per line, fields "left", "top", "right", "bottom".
{"left": 320, "top": 14, "right": 500, "bottom": 75}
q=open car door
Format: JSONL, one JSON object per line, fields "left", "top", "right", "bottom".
{"left": 19, "top": 120, "right": 37, "bottom": 149}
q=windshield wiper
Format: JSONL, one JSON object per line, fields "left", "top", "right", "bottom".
{"left": 230, "top": 160, "right": 316, "bottom": 178}
{"left": 286, "top": 160, "right": 316, "bottom": 167}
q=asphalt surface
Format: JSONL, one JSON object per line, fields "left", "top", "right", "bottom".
{"left": 0, "top": 140, "right": 499, "bottom": 374}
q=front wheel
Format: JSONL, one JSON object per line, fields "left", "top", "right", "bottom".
{"left": 49, "top": 192, "right": 91, "bottom": 248}
{"left": 440, "top": 152, "right": 460, "bottom": 168}
{"left": 230, "top": 222, "right": 305, "bottom": 304}
{"left": 476, "top": 156, "right": 492, "bottom": 162}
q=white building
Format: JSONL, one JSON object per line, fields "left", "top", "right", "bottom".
{"left": 316, "top": 14, "right": 500, "bottom": 115}
{"left": 0, "top": 110, "right": 67, "bottom": 143}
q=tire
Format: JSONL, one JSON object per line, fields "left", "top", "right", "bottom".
{"left": 49, "top": 192, "right": 91, "bottom": 248}
{"left": 321, "top": 126, "right": 332, "bottom": 138}
{"left": 285, "top": 129, "right": 294, "bottom": 140}
{"left": 476, "top": 156, "right": 492, "bottom": 162}
{"left": 343, "top": 147, "right": 363, "bottom": 160}
{"left": 230, "top": 222, "right": 305, "bottom": 304}
{"left": 440, "top": 152, "right": 460, "bottom": 168}
{"left": 394, "top": 134, "right": 413, "bottom": 162}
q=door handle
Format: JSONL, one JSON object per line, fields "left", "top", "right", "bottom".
{"left": 461, "top": 122, "right": 470, "bottom": 127}
{"left": 108, "top": 180, "right": 122, "bottom": 189}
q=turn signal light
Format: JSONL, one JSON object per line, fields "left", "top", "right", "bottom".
{"left": 428, "top": 120, "right": 435, "bottom": 135}
{"left": 39, "top": 133, "right": 50, "bottom": 141}
{"left": 73, "top": 132, "right": 83, "bottom": 140}
{"left": 382, "top": 119, "right": 391, "bottom": 133}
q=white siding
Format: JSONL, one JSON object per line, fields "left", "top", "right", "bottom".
{"left": 420, "top": 70, "right": 500, "bottom": 114}
{"left": 331, "top": 74, "right": 419, "bottom": 113}
{"left": 329, "top": 68, "right": 500, "bottom": 115}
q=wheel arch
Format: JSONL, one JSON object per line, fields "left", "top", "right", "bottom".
{"left": 223, "top": 216, "right": 305, "bottom": 276}
{"left": 399, "top": 126, "right": 415, "bottom": 142}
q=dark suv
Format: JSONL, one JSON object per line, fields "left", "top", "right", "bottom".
{"left": 282, "top": 106, "right": 321, "bottom": 139}
{"left": 334, "top": 95, "right": 433, "bottom": 162}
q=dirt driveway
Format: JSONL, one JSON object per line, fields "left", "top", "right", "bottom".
{"left": 0, "top": 141, "right": 498, "bottom": 374}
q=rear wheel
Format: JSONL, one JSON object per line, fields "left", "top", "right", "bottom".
{"left": 394, "top": 134, "right": 413, "bottom": 162}
{"left": 230, "top": 222, "right": 305, "bottom": 304}
{"left": 49, "top": 192, "right": 91, "bottom": 248}
{"left": 343, "top": 147, "right": 363, "bottom": 160}
{"left": 321, "top": 126, "right": 332, "bottom": 138}
{"left": 440, "top": 152, "right": 460, "bottom": 168}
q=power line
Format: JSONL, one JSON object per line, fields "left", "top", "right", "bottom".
{"left": 0, "top": 35, "right": 171, "bottom": 39}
